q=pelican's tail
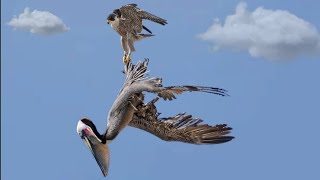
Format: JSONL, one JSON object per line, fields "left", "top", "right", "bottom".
{"left": 124, "top": 59, "right": 149, "bottom": 83}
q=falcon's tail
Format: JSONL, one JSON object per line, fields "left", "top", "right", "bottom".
{"left": 143, "top": 25, "right": 152, "bottom": 34}
{"left": 136, "top": 33, "right": 155, "bottom": 41}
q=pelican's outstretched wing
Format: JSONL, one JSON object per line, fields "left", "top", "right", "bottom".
{"left": 129, "top": 97, "right": 234, "bottom": 144}
{"left": 122, "top": 59, "right": 229, "bottom": 100}
{"left": 121, "top": 59, "right": 233, "bottom": 144}
{"left": 158, "top": 85, "right": 229, "bottom": 101}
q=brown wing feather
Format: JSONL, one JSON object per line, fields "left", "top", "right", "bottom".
{"left": 158, "top": 85, "right": 229, "bottom": 101}
{"left": 129, "top": 97, "right": 234, "bottom": 144}
{"left": 119, "top": 4, "right": 143, "bottom": 34}
{"left": 123, "top": 60, "right": 233, "bottom": 144}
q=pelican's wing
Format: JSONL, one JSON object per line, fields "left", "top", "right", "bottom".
{"left": 158, "top": 85, "right": 229, "bottom": 101}
{"left": 121, "top": 60, "right": 229, "bottom": 100}
{"left": 129, "top": 98, "right": 234, "bottom": 144}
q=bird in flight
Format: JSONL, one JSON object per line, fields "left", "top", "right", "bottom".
{"left": 76, "top": 59, "right": 234, "bottom": 176}
{"left": 106, "top": 4, "right": 167, "bottom": 64}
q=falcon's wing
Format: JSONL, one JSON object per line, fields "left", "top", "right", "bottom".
{"left": 138, "top": 10, "right": 167, "bottom": 26}
{"left": 121, "top": 4, "right": 167, "bottom": 26}
{"left": 118, "top": 4, "right": 142, "bottom": 33}
{"left": 158, "top": 85, "right": 229, "bottom": 101}
{"left": 129, "top": 97, "right": 234, "bottom": 144}
{"left": 119, "top": 4, "right": 139, "bottom": 18}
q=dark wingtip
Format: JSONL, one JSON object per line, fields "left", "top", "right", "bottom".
{"left": 142, "top": 25, "right": 152, "bottom": 34}
{"left": 202, "top": 136, "right": 235, "bottom": 144}
{"left": 161, "top": 22, "right": 168, "bottom": 26}
{"left": 224, "top": 136, "right": 235, "bottom": 142}
{"left": 220, "top": 136, "right": 235, "bottom": 143}
{"left": 211, "top": 87, "right": 230, "bottom": 97}
{"left": 161, "top": 20, "right": 168, "bottom": 25}
{"left": 113, "top": 9, "right": 121, "bottom": 16}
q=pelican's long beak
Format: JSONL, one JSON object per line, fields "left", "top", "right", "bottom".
{"left": 81, "top": 134, "right": 110, "bottom": 177}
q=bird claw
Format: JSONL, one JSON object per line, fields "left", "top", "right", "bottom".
{"left": 122, "top": 54, "right": 131, "bottom": 64}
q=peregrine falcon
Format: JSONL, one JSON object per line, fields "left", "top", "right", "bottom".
{"left": 76, "top": 59, "right": 234, "bottom": 176}
{"left": 106, "top": 4, "right": 167, "bottom": 64}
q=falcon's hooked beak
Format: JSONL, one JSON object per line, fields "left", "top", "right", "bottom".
{"left": 106, "top": 13, "right": 116, "bottom": 25}
{"left": 77, "top": 120, "right": 110, "bottom": 177}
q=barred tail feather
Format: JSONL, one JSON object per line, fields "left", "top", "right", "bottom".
{"left": 124, "top": 59, "right": 149, "bottom": 83}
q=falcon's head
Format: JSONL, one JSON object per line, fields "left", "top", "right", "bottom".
{"left": 106, "top": 9, "right": 121, "bottom": 25}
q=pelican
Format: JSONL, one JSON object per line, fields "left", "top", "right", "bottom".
{"left": 77, "top": 59, "right": 234, "bottom": 176}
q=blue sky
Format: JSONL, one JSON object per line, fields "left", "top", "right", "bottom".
{"left": 2, "top": 0, "right": 320, "bottom": 179}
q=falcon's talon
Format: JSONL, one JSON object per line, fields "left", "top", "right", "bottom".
{"left": 122, "top": 54, "right": 130, "bottom": 64}
{"left": 124, "top": 54, "right": 131, "bottom": 64}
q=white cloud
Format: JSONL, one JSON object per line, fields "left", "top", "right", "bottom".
{"left": 198, "top": 2, "right": 320, "bottom": 61}
{"left": 8, "top": 7, "right": 70, "bottom": 35}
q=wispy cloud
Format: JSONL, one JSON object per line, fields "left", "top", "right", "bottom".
{"left": 8, "top": 7, "right": 70, "bottom": 35}
{"left": 198, "top": 2, "right": 320, "bottom": 61}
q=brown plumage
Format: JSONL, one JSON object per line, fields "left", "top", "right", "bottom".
{"left": 107, "top": 4, "right": 167, "bottom": 64}
{"left": 129, "top": 95, "right": 234, "bottom": 144}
